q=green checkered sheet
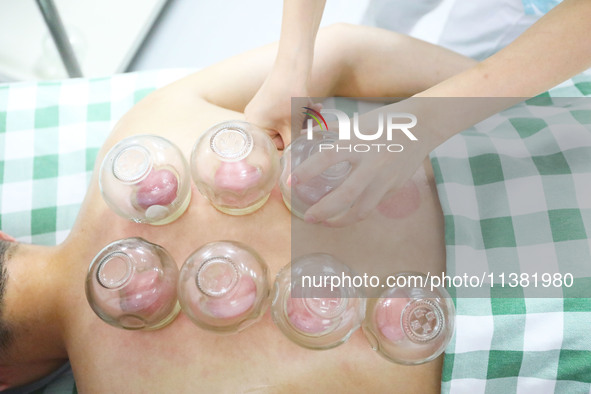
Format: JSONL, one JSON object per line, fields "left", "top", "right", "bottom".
{"left": 433, "top": 75, "right": 591, "bottom": 393}
{"left": 0, "top": 69, "right": 191, "bottom": 393}
{"left": 1, "top": 70, "right": 591, "bottom": 393}
{"left": 0, "top": 69, "right": 191, "bottom": 244}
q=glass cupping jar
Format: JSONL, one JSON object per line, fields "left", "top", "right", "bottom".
{"left": 280, "top": 131, "right": 351, "bottom": 219}
{"left": 85, "top": 237, "right": 181, "bottom": 330}
{"left": 99, "top": 135, "right": 192, "bottom": 225}
{"left": 362, "top": 272, "right": 455, "bottom": 365}
{"left": 191, "top": 120, "right": 280, "bottom": 215}
{"left": 178, "top": 241, "right": 270, "bottom": 333}
{"left": 271, "top": 254, "right": 365, "bottom": 349}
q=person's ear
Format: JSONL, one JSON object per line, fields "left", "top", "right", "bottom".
{"left": 0, "top": 231, "right": 16, "bottom": 242}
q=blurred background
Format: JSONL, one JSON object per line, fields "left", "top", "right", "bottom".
{"left": 0, "top": 0, "right": 372, "bottom": 82}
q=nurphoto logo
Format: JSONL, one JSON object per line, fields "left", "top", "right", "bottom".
{"left": 303, "top": 107, "right": 418, "bottom": 152}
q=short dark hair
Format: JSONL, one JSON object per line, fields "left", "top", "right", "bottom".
{"left": 0, "top": 240, "right": 14, "bottom": 354}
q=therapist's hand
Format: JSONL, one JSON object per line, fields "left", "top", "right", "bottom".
{"left": 244, "top": 68, "right": 308, "bottom": 150}
{"left": 245, "top": 0, "right": 326, "bottom": 149}
{"left": 291, "top": 107, "right": 436, "bottom": 227}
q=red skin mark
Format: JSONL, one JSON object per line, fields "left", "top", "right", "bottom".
{"left": 214, "top": 160, "right": 261, "bottom": 193}
{"left": 294, "top": 176, "right": 334, "bottom": 206}
{"left": 377, "top": 179, "right": 420, "bottom": 219}
{"left": 205, "top": 275, "right": 257, "bottom": 319}
{"left": 119, "top": 270, "right": 175, "bottom": 318}
{"left": 286, "top": 297, "right": 335, "bottom": 334}
{"left": 376, "top": 297, "right": 410, "bottom": 343}
{"left": 136, "top": 168, "right": 178, "bottom": 209}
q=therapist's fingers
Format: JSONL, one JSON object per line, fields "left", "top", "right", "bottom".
{"left": 272, "top": 133, "right": 285, "bottom": 150}
{"left": 291, "top": 150, "right": 357, "bottom": 186}
{"left": 302, "top": 165, "right": 373, "bottom": 223}
{"left": 322, "top": 178, "right": 394, "bottom": 227}
{"left": 320, "top": 208, "right": 366, "bottom": 228}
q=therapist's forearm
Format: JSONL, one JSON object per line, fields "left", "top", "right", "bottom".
{"left": 416, "top": 0, "right": 591, "bottom": 146}
{"left": 274, "top": 0, "right": 326, "bottom": 80}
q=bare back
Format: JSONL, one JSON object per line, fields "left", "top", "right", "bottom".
{"left": 51, "top": 73, "right": 447, "bottom": 393}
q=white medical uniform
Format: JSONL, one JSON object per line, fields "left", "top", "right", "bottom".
{"left": 362, "top": 0, "right": 562, "bottom": 60}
